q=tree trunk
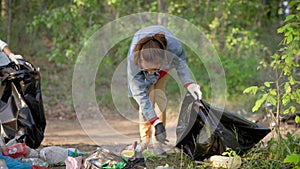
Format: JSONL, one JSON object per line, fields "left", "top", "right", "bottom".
{"left": 7, "top": 0, "right": 12, "bottom": 44}
{"left": 204, "top": 0, "right": 210, "bottom": 19}
{"left": 157, "top": 0, "right": 168, "bottom": 26}
{"left": 1, "top": 0, "right": 6, "bottom": 22}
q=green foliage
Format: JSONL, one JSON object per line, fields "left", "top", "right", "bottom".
{"left": 242, "top": 132, "right": 300, "bottom": 168}
{"left": 25, "top": 0, "right": 281, "bottom": 100}
{"left": 284, "top": 153, "right": 300, "bottom": 167}
{"left": 222, "top": 147, "right": 238, "bottom": 157}
{"left": 28, "top": 0, "right": 103, "bottom": 63}
{"left": 151, "top": 1, "right": 276, "bottom": 97}
{"left": 202, "top": 1, "right": 271, "bottom": 96}
{"left": 243, "top": 1, "right": 300, "bottom": 125}
{"left": 268, "top": 132, "right": 300, "bottom": 160}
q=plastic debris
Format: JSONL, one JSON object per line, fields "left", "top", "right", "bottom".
{"left": 39, "top": 146, "right": 68, "bottom": 164}
{"left": 209, "top": 155, "right": 242, "bottom": 169}
{"left": 27, "top": 146, "right": 40, "bottom": 158}
{"left": 68, "top": 148, "right": 88, "bottom": 157}
{"left": 65, "top": 156, "right": 83, "bottom": 169}
{"left": 2, "top": 143, "right": 28, "bottom": 158}
{"left": 21, "top": 158, "right": 49, "bottom": 167}
{"left": 31, "top": 166, "right": 50, "bottom": 169}
{"left": 155, "top": 164, "right": 174, "bottom": 169}
{"left": 0, "top": 153, "right": 31, "bottom": 169}
{"left": 123, "top": 142, "right": 147, "bottom": 169}
{"left": 120, "top": 144, "right": 135, "bottom": 159}
{"left": 0, "top": 159, "right": 8, "bottom": 169}
{"left": 83, "top": 147, "right": 126, "bottom": 169}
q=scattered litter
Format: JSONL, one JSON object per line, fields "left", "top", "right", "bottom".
{"left": 39, "top": 146, "right": 68, "bottom": 164}
{"left": 68, "top": 148, "right": 88, "bottom": 157}
{"left": 27, "top": 147, "right": 40, "bottom": 158}
{"left": 31, "top": 166, "right": 50, "bottom": 169}
{"left": 2, "top": 143, "right": 28, "bottom": 158}
{"left": 123, "top": 142, "right": 147, "bottom": 169}
{"left": 0, "top": 153, "right": 31, "bottom": 169}
{"left": 21, "top": 158, "right": 48, "bottom": 167}
{"left": 209, "top": 155, "right": 242, "bottom": 169}
{"left": 83, "top": 147, "right": 126, "bottom": 169}
{"left": 155, "top": 164, "right": 174, "bottom": 169}
{"left": 0, "top": 159, "right": 8, "bottom": 169}
{"left": 65, "top": 156, "right": 83, "bottom": 169}
{"left": 121, "top": 143, "right": 135, "bottom": 159}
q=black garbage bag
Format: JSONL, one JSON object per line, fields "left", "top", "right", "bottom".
{"left": 0, "top": 60, "right": 46, "bottom": 148}
{"left": 176, "top": 94, "right": 271, "bottom": 160}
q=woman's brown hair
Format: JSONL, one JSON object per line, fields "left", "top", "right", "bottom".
{"left": 133, "top": 33, "right": 167, "bottom": 66}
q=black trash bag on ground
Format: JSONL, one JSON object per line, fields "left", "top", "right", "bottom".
{"left": 176, "top": 94, "right": 271, "bottom": 160}
{"left": 0, "top": 60, "right": 46, "bottom": 149}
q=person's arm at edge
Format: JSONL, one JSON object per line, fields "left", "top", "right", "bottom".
{"left": 0, "top": 39, "right": 12, "bottom": 56}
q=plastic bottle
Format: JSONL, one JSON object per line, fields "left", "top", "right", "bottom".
{"left": 134, "top": 144, "right": 143, "bottom": 159}
{"left": 27, "top": 146, "right": 40, "bottom": 158}
{"left": 0, "top": 137, "right": 6, "bottom": 148}
{"left": 2, "top": 143, "right": 28, "bottom": 158}
{"left": 21, "top": 158, "right": 49, "bottom": 167}
{"left": 0, "top": 159, "right": 8, "bottom": 169}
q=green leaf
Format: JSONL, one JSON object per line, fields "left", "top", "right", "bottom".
{"left": 243, "top": 86, "right": 258, "bottom": 95}
{"left": 282, "top": 94, "right": 291, "bottom": 105}
{"left": 296, "top": 116, "right": 300, "bottom": 123}
{"left": 286, "top": 34, "right": 293, "bottom": 44}
{"left": 290, "top": 106, "right": 296, "bottom": 113}
{"left": 252, "top": 94, "right": 267, "bottom": 112}
{"left": 266, "top": 95, "right": 276, "bottom": 106}
{"left": 269, "top": 89, "right": 277, "bottom": 96}
{"left": 288, "top": 76, "right": 295, "bottom": 85}
{"left": 264, "top": 82, "right": 270, "bottom": 87}
{"left": 284, "top": 83, "right": 292, "bottom": 93}
{"left": 283, "top": 153, "right": 300, "bottom": 164}
{"left": 282, "top": 54, "right": 288, "bottom": 59}
{"left": 277, "top": 27, "right": 285, "bottom": 33}
{"left": 285, "top": 14, "right": 295, "bottom": 22}
{"left": 283, "top": 109, "right": 290, "bottom": 114}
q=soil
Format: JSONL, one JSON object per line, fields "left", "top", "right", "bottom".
{"left": 41, "top": 104, "right": 140, "bottom": 152}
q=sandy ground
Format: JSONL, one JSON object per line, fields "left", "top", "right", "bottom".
{"left": 41, "top": 106, "right": 180, "bottom": 154}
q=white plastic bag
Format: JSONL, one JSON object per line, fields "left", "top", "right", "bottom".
{"left": 39, "top": 146, "right": 68, "bottom": 164}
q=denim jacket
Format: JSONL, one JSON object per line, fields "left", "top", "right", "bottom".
{"left": 127, "top": 25, "right": 194, "bottom": 121}
{"left": 0, "top": 40, "right": 10, "bottom": 66}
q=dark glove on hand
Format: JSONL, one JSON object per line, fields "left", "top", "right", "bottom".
{"left": 154, "top": 122, "right": 169, "bottom": 144}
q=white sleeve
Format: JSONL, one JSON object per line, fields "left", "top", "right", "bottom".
{"left": 0, "top": 39, "right": 8, "bottom": 51}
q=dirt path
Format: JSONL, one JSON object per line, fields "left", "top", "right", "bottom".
{"left": 41, "top": 105, "right": 299, "bottom": 154}
{"left": 41, "top": 105, "right": 179, "bottom": 153}
{"left": 41, "top": 113, "right": 140, "bottom": 151}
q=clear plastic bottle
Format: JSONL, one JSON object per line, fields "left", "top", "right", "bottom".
{"left": 21, "top": 158, "right": 49, "bottom": 167}
{"left": 134, "top": 144, "right": 143, "bottom": 159}
{"left": 0, "top": 137, "right": 6, "bottom": 148}
{"left": 0, "top": 159, "right": 8, "bottom": 169}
